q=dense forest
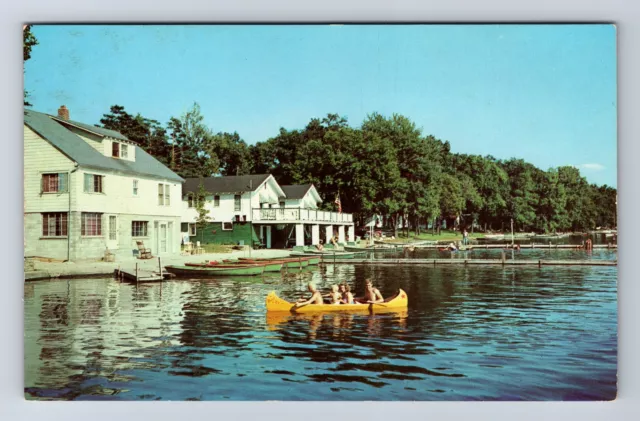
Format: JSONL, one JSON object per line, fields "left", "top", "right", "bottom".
{"left": 97, "top": 103, "right": 617, "bottom": 235}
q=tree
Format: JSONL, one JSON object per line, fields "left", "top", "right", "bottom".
{"left": 168, "top": 102, "right": 220, "bottom": 178}
{"left": 194, "top": 179, "right": 211, "bottom": 243}
{"left": 213, "top": 132, "right": 252, "bottom": 176}
{"left": 23, "top": 25, "right": 39, "bottom": 106}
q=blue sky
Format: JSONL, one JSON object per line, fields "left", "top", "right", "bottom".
{"left": 24, "top": 24, "right": 617, "bottom": 187}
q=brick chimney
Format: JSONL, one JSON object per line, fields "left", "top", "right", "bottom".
{"left": 57, "top": 105, "right": 69, "bottom": 120}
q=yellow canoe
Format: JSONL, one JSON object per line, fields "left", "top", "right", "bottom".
{"left": 266, "top": 288, "right": 408, "bottom": 313}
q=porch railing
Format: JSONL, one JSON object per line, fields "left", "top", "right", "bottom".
{"left": 252, "top": 208, "right": 353, "bottom": 223}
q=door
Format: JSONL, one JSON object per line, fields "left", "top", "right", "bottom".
{"left": 159, "top": 223, "right": 168, "bottom": 253}
{"left": 107, "top": 215, "right": 118, "bottom": 250}
{"left": 266, "top": 225, "right": 272, "bottom": 249}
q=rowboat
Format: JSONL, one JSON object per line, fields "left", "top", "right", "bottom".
{"left": 342, "top": 245, "right": 401, "bottom": 253}
{"left": 266, "top": 288, "right": 408, "bottom": 313}
{"left": 164, "top": 264, "right": 265, "bottom": 277}
{"left": 292, "top": 251, "right": 367, "bottom": 259}
{"left": 185, "top": 261, "right": 283, "bottom": 272}
{"left": 238, "top": 256, "right": 320, "bottom": 267}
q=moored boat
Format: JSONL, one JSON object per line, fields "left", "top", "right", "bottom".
{"left": 186, "top": 261, "right": 283, "bottom": 272}
{"left": 238, "top": 256, "right": 319, "bottom": 267}
{"left": 165, "top": 264, "right": 265, "bottom": 277}
{"left": 266, "top": 288, "right": 408, "bottom": 313}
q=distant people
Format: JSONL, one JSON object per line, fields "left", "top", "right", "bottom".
{"left": 462, "top": 229, "right": 469, "bottom": 245}
{"left": 339, "top": 283, "right": 355, "bottom": 304}
{"left": 585, "top": 238, "right": 593, "bottom": 251}
{"left": 448, "top": 242, "right": 458, "bottom": 251}
{"left": 296, "top": 282, "right": 324, "bottom": 307}
{"left": 316, "top": 240, "right": 324, "bottom": 251}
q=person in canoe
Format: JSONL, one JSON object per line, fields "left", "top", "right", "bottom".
{"left": 322, "top": 285, "right": 342, "bottom": 305}
{"left": 296, "top": 282, "right": 324, "bottom": 307}
{"left": 339, "top": 283, "right": 355, "bottom": 304}
{"left": 356, "top": 279, "right": 384, "bottom": 304}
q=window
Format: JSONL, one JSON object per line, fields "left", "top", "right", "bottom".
{"left": 133, "top": 179, "right": 138, "bottom": 196}
{"left": 121, "top": 144, "right": 128, "bottom": 159}
{"left": 222, "top": 222, "right": 233, "bottom": 231}
{"left": 112, "top": 142, "right": 120, "bottom": 158}
{"left": 187, "top": 194, "right": 195, "bottom": 208}
{"left": 131, "top": 221, "right": 148, "bottom": 237}
{"left": 84, "top": 174, "right": 103, "bottom": 193}
{"left": 109, "top": 216, "right": 117, "bottom": 240}
{"left": 189, "top": 223, "right": 196, "bottom": 236}
{"left": 214, "top": 195, "right": 220, "bottom": 207}
{"left": 158, "top": 183, "right": 170, "bottom": 206}
{"left": 279, "top": 201, "right": 285, "bottom": 208}
{"left": 41, "top": 173, "right": 68, "bottom": 193}
{"left": 81, "top": 213, "right": 102, "bottom": 236}
{"left": 234, "top": 194, "right": 241, "bottom": 211}
{"left": 42, "top": 213, "right": 68, "bottom": 237}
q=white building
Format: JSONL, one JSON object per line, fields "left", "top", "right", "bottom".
{"left": 24, "top": 106, "right": 184, "bottom": 261}
{"left": 181, "top": 175, "right": 354, "bottom": 248}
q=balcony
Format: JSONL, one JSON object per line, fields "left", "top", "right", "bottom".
{"left": 252, "top": 208, "right": 353, "bottom": 224}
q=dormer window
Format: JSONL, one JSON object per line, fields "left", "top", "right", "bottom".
{"left": 111, "top": 141, "right": 129, "bottom": 159}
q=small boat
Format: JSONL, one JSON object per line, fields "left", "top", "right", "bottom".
{"left": 186, "top": 261, "right": 283, "bottom": 272}
{"left": 238, "top": 256, "right": 319, "bottom": 267}
{"left": 291, "top": 251, "right": 367, "bottom": 260}
{"left": 165, "top": 264, "right": 265, "bottom": 277}
{"left": 266, "top": 288, "right": 408, "bottom": 313}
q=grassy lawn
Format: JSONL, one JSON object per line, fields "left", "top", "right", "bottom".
{"left": 374, "top": 231, "right": 483, "bottom": 243}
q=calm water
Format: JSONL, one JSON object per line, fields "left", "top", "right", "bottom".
{"left": 373, "top": 248, "right": 618, "bottom": 261}
{"left": 24, "top": 262, "right": 617, "bottom": 401}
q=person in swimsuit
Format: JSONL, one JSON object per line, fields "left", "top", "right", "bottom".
{"left": 295, "top": 282, "right": 324, "bottom": 307}
{"left": 339, "top": 283, "right": 355, "bottom": 304}
{"left": 323, "top": 285, "right": 342, "bottom": 305}
{"left": 360, "top": 279, "right": 384, "bottom": 304}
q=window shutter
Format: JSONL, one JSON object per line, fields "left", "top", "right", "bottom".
{"left": 40, "top": 175, "right": 45, "bottom": 193}
{"left": 84, "top": 174, "right": 91, "bottom": 192}
{"left": 59, "top": 173, "right": 68, "bottom": 193}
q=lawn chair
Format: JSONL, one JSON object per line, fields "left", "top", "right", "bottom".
{"left": 136, "top": 241, "right": 153, "bottom": 259}
{"left": 195, "top": 241, "right": 205, "bottom": 255}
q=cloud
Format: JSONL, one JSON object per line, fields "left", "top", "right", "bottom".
{"left": 575, "top": 163, "right": 605, "bottom": 171}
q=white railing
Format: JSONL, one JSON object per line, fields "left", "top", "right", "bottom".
{"left": 252, "top": 208, "right": 353, "bottom": 223}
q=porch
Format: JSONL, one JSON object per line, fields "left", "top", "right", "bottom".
{"left": 252, "top": 208, "right": 353, "bottom": 224}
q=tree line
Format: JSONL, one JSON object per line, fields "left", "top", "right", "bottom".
{"left": 97, "top": 103, "right": 616, "bottom": 235}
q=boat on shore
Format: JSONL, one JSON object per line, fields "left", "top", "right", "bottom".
{"left": 291, "top": 250, "right": 367, "bottom": 260}
{"left": 165, "top": 264, "right": 265, "bottom": 277}
{"left": 266, "top": 288, "right": 408, "bottom": 313}
{"left": 237, "top": 256, "right": 320, "bottom": 268}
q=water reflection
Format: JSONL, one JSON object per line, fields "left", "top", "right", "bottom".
{"left": 24, "top": 263, "right": 617, "bottom": 401}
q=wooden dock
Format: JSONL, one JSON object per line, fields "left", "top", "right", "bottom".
{"left": 322, "top": 258, "right": 617, "bottom": 267}
{"left": 114, "top": 259, "right": 175, "bottom": 283}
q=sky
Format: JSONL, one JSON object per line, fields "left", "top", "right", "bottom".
{"left": 24, "top": 24, "right": 617, "bottom": 187}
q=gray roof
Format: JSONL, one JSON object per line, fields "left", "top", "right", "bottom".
{"left": 183, "top": 174, "right": 271, "bottom": 195}
{"left": 24, "top": 109, "right": 183, "bottom": 182}
{"left": 281, "top": 184, "right": 313, "bottom": 200}
{"left": 52, "top": 116, "right": 130, "bottom": 141}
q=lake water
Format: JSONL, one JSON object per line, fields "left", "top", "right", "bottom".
{"left": 24, "top": 258, "right": 617, "bottom": 401}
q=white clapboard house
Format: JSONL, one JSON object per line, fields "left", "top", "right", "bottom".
{"left": 24, "top": 106, "right": 184, "bottom": 261}
{"left": 181, "top": 175, "right": 354, "bottom": 248}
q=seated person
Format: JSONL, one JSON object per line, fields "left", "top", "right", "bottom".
{"left": 355, "top": 279, "right": 384, "bottom": 304}
{"left": 316, "top": 240, "right": 324, "bottom": 251}
{"left": 339, "top": 283, "right": 355, "bottom": 304}
{"left": 323, "top": 285, "right": 342, "bottom": 305}
{"left": 295, "top": 282, "right": 324, "bottom": 307}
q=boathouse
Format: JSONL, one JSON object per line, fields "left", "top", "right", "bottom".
{"left": 24, "top": 106, "right": 184, "bottom": 261}
{"left": 181, "top": 175, "right": 355, "bottom": 248}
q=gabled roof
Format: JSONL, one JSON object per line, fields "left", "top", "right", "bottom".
{"left": 281, "top": 184, "right": 322, "bottom": 203}
{"left": 183, "top": 174, "right": 272, "bottom": 195}
{"left": 24, "top": 109, "right": 183, "bottom": 182}
{"left": 281, "top": 184, "right": 313, "bottom": 200}
{"left": 51, "top": 116, "right": 130, "bottom": 142}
